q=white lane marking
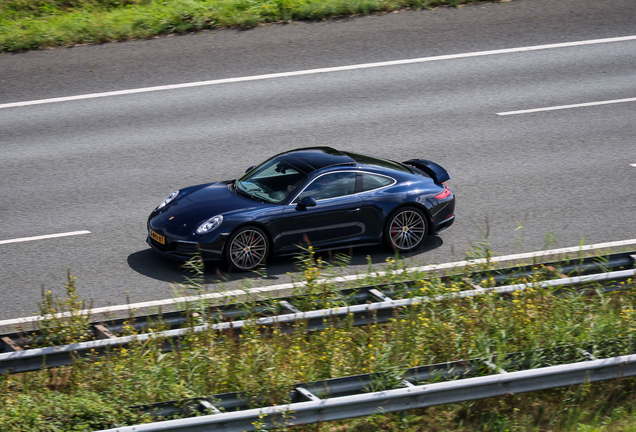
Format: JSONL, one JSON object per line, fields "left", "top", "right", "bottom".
{"left": 631, "top": 163, "right": 636, "bottom": 167}
{"left": 1, "top": 237, "right": 635, "bottom": 328}
{"left": 1, "top": 35, "right": 636, "bottom": 110}
{"left": 0, "top": 230, "right": 91, "bottom": 246}
{"left": 497, "top": 97, "right": 636, "bottom": 116}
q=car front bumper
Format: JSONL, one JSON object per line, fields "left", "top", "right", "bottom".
{"left": 146, "top": 220, "right": 227, "bottom": 262}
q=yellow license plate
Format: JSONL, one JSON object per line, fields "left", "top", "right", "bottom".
{"left": 150, "top": 229, "right": 165, "bottom": 245}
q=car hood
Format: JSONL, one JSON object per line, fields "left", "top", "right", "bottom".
{"left": 159, "top": 182, "right": 267, "bottom": 227}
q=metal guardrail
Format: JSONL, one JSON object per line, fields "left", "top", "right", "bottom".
{"left": 98, "top": 352, "right": 636, "bottom": 432}
{"left": 4, "top": 240, "right": 634, "bottom": 335}
{"left": 2, "top": 252, "right": 633, "bottom": 353}
{"left": 0, "top": 265, "right": 634, "bottom": 375}
{"left": 131, "top": 336, "right": 633, "bottom": 418}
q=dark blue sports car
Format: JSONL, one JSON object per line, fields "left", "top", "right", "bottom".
{"left": 147, "top": 147, "right": 455, "bottom": 270}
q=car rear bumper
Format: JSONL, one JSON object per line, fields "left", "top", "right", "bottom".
{"left": 431, "top": 195, "right": 456, "bottom": 234}
{"left": 434, "top": 213, "right": 455, "bottom": 233}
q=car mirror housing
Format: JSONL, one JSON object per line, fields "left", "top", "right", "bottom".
{"left": 245, "top": 165, "right": 256, "bottom": 174}
{"left": 296, "top": 196, "right": 317, "bottom": 210}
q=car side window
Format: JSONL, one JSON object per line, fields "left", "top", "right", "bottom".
{"left": 359, "top": 173, "right": 394, "bottom": 192}
{"left": 297, "top": 172, "right": 357, "bottom": 201}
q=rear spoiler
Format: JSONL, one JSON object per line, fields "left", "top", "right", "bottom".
{"left": 402, "top": 159, "right": 450, "bottom": 184}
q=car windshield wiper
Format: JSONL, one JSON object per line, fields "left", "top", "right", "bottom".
{"left": 235, "top": 182, "right": 270, "bottom": 203}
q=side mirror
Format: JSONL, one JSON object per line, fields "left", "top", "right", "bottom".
{"left": 245, "top": 165, "right": 256, "bottom": 174}
{"left": 296, "top": 196, "right": 316, "bottom": 210}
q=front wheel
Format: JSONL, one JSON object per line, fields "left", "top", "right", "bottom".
{"left": 225, "top": 226, "right": 269, "bottom": 271}
{"left": 384, "top": 206, "right": 427, "bottom": 252}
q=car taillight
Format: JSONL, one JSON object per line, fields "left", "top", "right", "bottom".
{"left": 434, "top": 183, "right": 451, "bottom": 199}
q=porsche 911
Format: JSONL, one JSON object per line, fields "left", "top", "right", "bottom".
{"left": 147, "top": 147, "right": 455, "bottom": 270}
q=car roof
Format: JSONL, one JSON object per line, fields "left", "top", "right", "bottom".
{"left": 277, "top": 147, "right": 355, "bottom": 174}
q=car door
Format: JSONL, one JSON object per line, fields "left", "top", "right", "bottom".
{"left": 353, "top": 171, "right": 397, "bottom": 241}
{"left": 277, "top": 171, "right": 363, "bottom": 251}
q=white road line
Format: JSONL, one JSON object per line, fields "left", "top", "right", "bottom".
{"left": 631, "top": 163, "right": 636, "bottom": 167}
{"left": 497, "top": 97, "right": 636, "bottom": 116}
{"left": 1, "top": 35, "right": 636, "bottom": 110}
{"left": 0, "top": 230, "right": 91, "bottom": 246}
{"left": 1, "top": 237, "right": 635, "bottom": 328}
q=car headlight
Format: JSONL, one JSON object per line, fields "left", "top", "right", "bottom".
{"left": 196, "top": 215, "right": 223, "bottom": 235}
{"left": 157, "top": 190, "right": 179, "bottom": 210}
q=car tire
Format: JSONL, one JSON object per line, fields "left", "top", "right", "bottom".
{"left": 384, "top": 206, "right": 428, "bottom": 252}
{"left": 225, "top": 226, "right": 269, "bottom": 271}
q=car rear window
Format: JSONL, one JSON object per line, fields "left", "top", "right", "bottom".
{"left": 359, "top": 173, "right": 395, "bottom": 192}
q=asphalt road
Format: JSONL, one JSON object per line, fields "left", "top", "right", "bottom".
{"left": 1, "top": 0, "right": 635, "bottom": 321}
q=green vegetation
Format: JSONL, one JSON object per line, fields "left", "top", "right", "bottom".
{"left": 0, "top": 0, "right": 484, "bottom": 52}
{"left": 1, "top": 246, "right": 636, "bottom": 431}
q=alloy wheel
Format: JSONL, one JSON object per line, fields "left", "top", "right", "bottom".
{"left": 389, "top": 209, "right": 425, "bottom": 251}
{"left": 229, "top": 229, "right": 267, "bottom": 270}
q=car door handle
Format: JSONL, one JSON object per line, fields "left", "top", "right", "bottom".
{"left": 345, "top": 208, "right": 361, "bottom": 214}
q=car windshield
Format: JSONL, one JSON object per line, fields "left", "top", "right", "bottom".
{"left": 237, "top": 157, "right": 308, "bottom": 204}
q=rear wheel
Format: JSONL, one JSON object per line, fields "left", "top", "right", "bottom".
{"left": 384, "top": 206, "right": 427, "bottom": 252}
{"left": 225, "top": 226, "right": 269, "bottom": 271}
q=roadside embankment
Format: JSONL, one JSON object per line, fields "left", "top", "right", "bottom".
{"left": 1, "top": 0, "right": 492, "bottom": 52}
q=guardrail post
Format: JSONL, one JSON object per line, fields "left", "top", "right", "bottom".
{"left": 546, "top": 265, "right": 568, "bottom": 279}
{"left": 462, "top": 278, "right": 482, "bottom": 290}
{"left": 1, "top": 337, "right": 22, "bottom": 352}
{"left": 484, "top": 359, "right": 507, "bottom": 374}
{"left": 368, "top": 289, "right": 392, "bottom": 302}
{"left": 94, "top": 324, "right": 116, "bottom": 339}
{"left": 279, "top": 301, "right": 301, "bottom": 314}
{"left": 198, "top": 400, "right": 221, "bottom": 414}
{"left": 296, "top": 386, "right": 321, "bottom": 402}
{"left": 577, "top": 348, "right": 597, "bottom": 361}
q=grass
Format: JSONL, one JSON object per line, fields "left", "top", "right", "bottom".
{"left": 0, "top": 0, "right": 487, "bottom": 51}
{"left": 1, "top": 245, "right": 636, "bottom": 431}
